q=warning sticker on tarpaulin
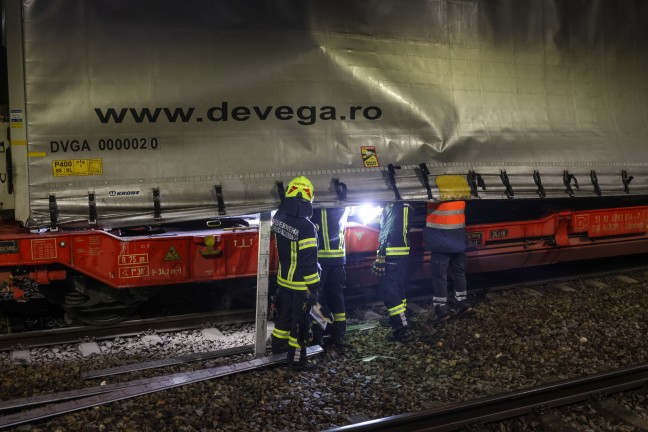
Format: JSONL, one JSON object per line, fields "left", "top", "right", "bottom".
{"left": 52, "top": 159, "right": 103, "bottom": 177}
{"left": 164, "top": 246, "right": 181, "bottom": 261}
{"left": 361, "top": 146, "right": 379, "bottom": 167}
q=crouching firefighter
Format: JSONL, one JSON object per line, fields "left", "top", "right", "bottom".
{"left": 270, "top": 176, "right": 323, "bottom": 371}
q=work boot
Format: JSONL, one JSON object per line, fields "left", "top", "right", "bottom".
{"left": 454, "top": 302, "right": 475, "bottom": 318}
{"left": 310, "top": 325, "right": 324, "bottom": 348}
{"left": 389, "top": 326, "right": 413, "bottom": 343}
{"left": 287, "top": 347, "right": 319, "bottom": 372}
{"left": 328, "top": 322, "right": 352, "bottom": 351}
{"left": 429, "top": 305, "right": 450, "bottom": 325}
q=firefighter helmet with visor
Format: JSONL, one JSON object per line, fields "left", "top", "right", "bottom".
{"left": 285, "top": 176, "right": 314, "bottom": 202}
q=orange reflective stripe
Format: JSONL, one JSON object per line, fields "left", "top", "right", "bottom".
{"left": 426, "top": 201, "right": 465, "bottom": 228}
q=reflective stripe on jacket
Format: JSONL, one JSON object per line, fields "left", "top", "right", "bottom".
{"left": 377, "top": 202, "right": 411, "bottom": 259}
{"left": 426, "top": 201, "right": 466, "bottom": 229}
{"left": 272, "top": 209, "right": 320, "bottom": 291}
{"left": 311, "top": 207, "right": 349, "bottom": 266}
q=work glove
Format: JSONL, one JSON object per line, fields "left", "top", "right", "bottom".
{"left": 371, "top": 255, "right": 387, "bottom": 277}
{"left": 309, "top": 303, "right": 334, "bottom": 330}
{"left": 304, "top": 284, "right": 320, "bottom": 309}
{"left": 268, "top": 295, "right": 279, "bottom": 320}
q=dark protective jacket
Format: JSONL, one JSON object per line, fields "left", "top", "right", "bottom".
{"left": 311, "top": 207, "right": 350, "bottom": 266}
{"left": 423, "top": 200, "right": 467, "bottom": 253}
{"left": 377, "top": 202, "right": 411, "bottom": 260}
{"left": 272, "top": 197, "right": 320, "bottom": 294}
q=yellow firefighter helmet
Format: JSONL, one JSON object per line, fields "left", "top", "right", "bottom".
{"left": 285, "top": 176, "right": 314, "bottom": 202}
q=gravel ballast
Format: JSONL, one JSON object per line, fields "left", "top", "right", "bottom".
{"left": 1, "top": 271, "right": 647, "bottom": 431}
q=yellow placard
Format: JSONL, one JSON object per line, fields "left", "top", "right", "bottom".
{"left": 435, "top": 175, "right": 471, "bottom": 201}
{"left": 52, "top": 159, "right": 103, "bottom": 177}
{"left": 360, "top": 146, "right": 379, "bottom": 167}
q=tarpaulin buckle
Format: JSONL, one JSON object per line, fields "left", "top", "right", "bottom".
{"left": 563, "top": 171, "right": 579, "bottom": 197}
{"left": 533, "top": 170, "right": 546, "bottom": 198}
{"left": 332, "top": 178, "right": 347, "bottom": 202}
{"left": 468, "top": 170, "right": 486, "bottom": 198}
{"left": 88, "top": 191, "right": 97, "bottom": 225}
{"left": 48, "top": 194, "right": 59, "bottom": 231}
{"left": 590, "top": 170, "right": 602, "bottom": 197}
{"left": 153, "top": 188, "right": 163, "bottom": 221}
{"left": 621, "top": 170, "right": 633, "bottom": 194}
{"left": 500, "top": 170, "right": 514, "bottom": 199}
{"left": 419, "top": 163, "right": 433, "bottom": 200}
{"left": 214, "top": 185, "right": 226, "bottom": 215}
{"left": 387, "top": 164, "right": 402, "bottom": 201}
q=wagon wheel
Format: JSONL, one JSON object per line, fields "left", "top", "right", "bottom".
{"left": 60, "top": 275, "right": 151, "bottom": 325}
{"left": 63, "top": 302, "right": 143, "bottom": 326}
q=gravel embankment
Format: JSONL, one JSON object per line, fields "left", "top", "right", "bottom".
{"left": 1, "top": 271, "right": 647, "bottom": 431}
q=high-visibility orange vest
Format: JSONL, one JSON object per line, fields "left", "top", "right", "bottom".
{"left": 426, "top": 201, "right": 465, "bottom": 229}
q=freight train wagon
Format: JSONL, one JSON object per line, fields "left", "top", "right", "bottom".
{"left": 0, "top": 0, "right": 647, "bottom": 323}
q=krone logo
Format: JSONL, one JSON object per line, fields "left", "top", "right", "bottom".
{"left": 108, "top": 190, "right": 141, "bottom": 197}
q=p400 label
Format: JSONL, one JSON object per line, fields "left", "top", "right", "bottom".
{"left": 52, "top": 159, "right": 103, "bottom": 177}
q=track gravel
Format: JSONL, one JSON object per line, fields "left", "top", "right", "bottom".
{"left": 1, "top": 270, "right": 647, "bottom": 431}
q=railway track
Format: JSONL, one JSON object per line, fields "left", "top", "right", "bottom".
{"left": 328, "top": 363, "right": 648, "bottom": 431}
{"left": 2, "top": 256, "right": 647, "bottom": 351}
{"left": 0, "top": 257, "right": 646, "bottom": 430}
{"left": 0, "top": 308, "right": 254, "bottom": 351}
{"left": 3, "top": 264, "right": 645, "bottom": 353}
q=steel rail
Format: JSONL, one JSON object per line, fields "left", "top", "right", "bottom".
{"left": 0, "top": 308, "right": 254, "bottom": 351}
{"left": 81, "top": 323, "right": 378, "bottom": 380}
{"left": 0, "top": 346, "right": 323, "bottom": 429}
{"left": 327, "top": 363, "right": 648, "bottom": 432}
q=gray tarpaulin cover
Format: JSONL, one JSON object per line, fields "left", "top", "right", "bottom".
{"left": 16, "top": 0, "right": 648, "bottom": 227}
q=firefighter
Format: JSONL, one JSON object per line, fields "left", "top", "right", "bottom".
{"left": 424, "top": 199, "right": 475, "bottom": 323}
{"left": 270, "top": 176, "right": 322, "bottom": 371}
{"left": 311, "top": 206, "right": 351, "bottom": 350}
{"left": 371, "top": 201, "right": 413, "bottom": 343}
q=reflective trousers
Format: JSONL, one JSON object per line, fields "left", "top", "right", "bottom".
{"left": 271, "top": 286, "right": 309, "bottom": 354}
{"left": 378, "top": 258, "right": 409, "bottom": 329}
{"left": 430, "top": 252, "right": 468, "bottom": 306}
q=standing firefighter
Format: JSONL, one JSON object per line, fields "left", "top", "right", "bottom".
{"left": 424, "top": 199, "right": 475, "bottom": 322}
{"left": 311, "top": 207, "right": 351, "bottom": 350}
{"left": 271, "top": 176, "right": 322, "bottom": 371}
{"left": 371, "top": 202, "right": 413, "bottom": 343}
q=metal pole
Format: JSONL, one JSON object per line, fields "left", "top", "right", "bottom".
{"left": 254, "top": 211, "right": 272, "bottom": 358}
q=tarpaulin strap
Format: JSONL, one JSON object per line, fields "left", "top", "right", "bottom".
{"left": 621, "top": 170, "right": 633, "bottom": 194}
{"left": 153, "top": 188, "right": 162, "bottom": 220}
{"left": 276, "top": 181, "right": 285, "bottom": 205}
{"left": 214, "top": 185, "right": 226, "bottom": 215}
{"left": 590, "top": 170, "right": 602, "bottom": 197}
{"left": 468, "top": 170, "right": 486, "bottom": 198}
{"left": 48, "top": 194, "right": 58, "bottom": 230}
{"left": 5, "top": 147, "right": 13, "bottom": 194}
{"left": 88, "top": 191, "right": 97, "bottom": 224}
{"left": 533, "top": 170, "right": 546, "bottom": 198}
{"left": 332, "top": 178, "right": 347, "bottom": 202}
{"left": 419, "top": 163, "right": 433, "bottom": 200}
{"left": 563, "top": 171, "right": 579, "bottom": 197}
{"left": 500, "top": 170, "right": 514, "bottom": 199}
{"left": 387, "top": 164, "right": 402, "bottom": 201}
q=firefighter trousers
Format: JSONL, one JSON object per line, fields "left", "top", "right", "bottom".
{"left": 378, "top": 258, "right": 409, "bottom": 329}
{"left": 319, "top": 265, "right": 347, "bottom": 341}
{"left": 430, "top": 252, "right": 468, "bottom": 306}
{"left": 271, "top": 286, "right": 309, "bottom": 354}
